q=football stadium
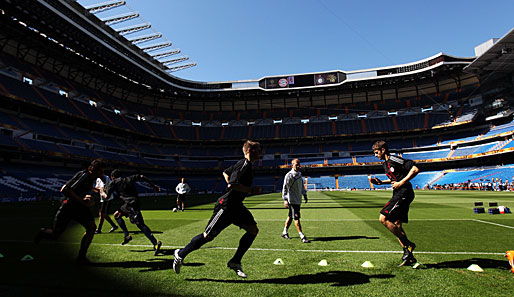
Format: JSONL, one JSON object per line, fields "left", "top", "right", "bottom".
{"left": 1, "top": 1, "right": 514, "bottom": 296}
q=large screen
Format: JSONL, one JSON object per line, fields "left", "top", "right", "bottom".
{"left": 261, "top": 72, "right": 345, "bottom": 89}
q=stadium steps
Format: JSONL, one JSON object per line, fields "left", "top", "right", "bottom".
{"left": 63, "top": 95, "right": 88, "bottom": 118}
{"left": 428, "top": 171, "right": 446, "bottom": 185}
{"left": 30, "top": 85, "right": 55, "bottom": 109}
{"left": 493, "top": 139, "right": 512, "bottom": 151}
{"left": 392, "top": 116, "right": 398, "bottom": 131}
{"left": 143, "top": 121, "right": 158, "bottom": 137}
{"left": 168, "top": 125, "right": 178, "bottom": 139}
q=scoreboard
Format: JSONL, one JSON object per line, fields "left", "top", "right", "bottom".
{"left": 259, "top": 71, "right": 346, "bottom": 90}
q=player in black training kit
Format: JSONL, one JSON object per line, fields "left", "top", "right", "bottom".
{"left": 35, "top": 159, "right": 106, "bottom": 264}
{"left": 370, "top": 140, "right": 420, "bottom": 266}
{"left": 173, "top": 140, "right": 260, "bottom": 278}
{"left": 106, "top": 169, "right": 163, "bottom": 256}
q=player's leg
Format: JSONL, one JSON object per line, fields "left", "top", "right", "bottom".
{"left": 103, "top": 201, "right": 118, "bottom": 232}
{"left": 114, "top": 210, "right": 132, "bottom": 244}
{"left": 105, "top": 214, "right": 118, "bottom": 232}
{"left": 132, "top": 211, "right": 162, "bottom": 254}
{"left": 230, "top": 222, "right": 258, "bottom": 263}
{"left": 225, "top": 206, "right": 258, "bottom": 278}
{"left": 290, "top": 204, "right": 309, "bottom": 242}
{"left": 76, "top": 220, "right": 96, "bottom": 264}
{"left": 35, "top": 202, "right": 71, "bottom": 243}
{"left": 294, "top": 219, "right": 310, "bottom": 243}
{"left": 173, "top": 205, "right": 229, "bottom": 273}
{"left": 282, "top": 214, "right": 292, "bottom": 239}
{"left": 96, "top": 204, "right": 105, "bottom": 233}
{"left": 74, "top": 204, "right": 97, "bottom": 264}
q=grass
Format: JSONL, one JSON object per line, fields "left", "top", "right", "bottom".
{"left": 1, "top": 190, "right": 514, "bottom": 296}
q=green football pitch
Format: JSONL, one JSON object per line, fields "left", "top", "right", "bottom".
{"left": 1, "top": 190, "right": 514, "bottom": 297}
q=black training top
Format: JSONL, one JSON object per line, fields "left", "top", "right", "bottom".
{"left": 217, "top": 158, "right": 253, "bottom": 207}
{"left": 63, "top": 169, "right": 96, "bottom": 201}
{"left": 106, "top": 174, "right": 143, "bottom": 204}
{"left": 382, "top": 155, "right": 415, "bottom": 191}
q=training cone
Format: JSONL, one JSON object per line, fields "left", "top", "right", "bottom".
{"left": 361, "top": 261, "right": 374, "bottom": 268}
{"left": 273, "top": 258, "right": 284, "bottom": 265}
{"left": 318, "top": 259, "right": 328, "bottom": 266}
{"left": 506, "top": 250, "right": 514, "bottom": 274}
{"left": 20, "top": 255, "right": 34, "bottom": 261}
{"left": 467, "top": 264, "right": 483, "bottom": 272}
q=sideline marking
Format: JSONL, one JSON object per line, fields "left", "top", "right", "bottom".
{"left": 2, "top": 240, "right": 505, "bottom": 256}
{"left": 473, "top": 219, "right": 514, "bottom": 230}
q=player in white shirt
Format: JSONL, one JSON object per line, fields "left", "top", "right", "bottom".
{"left": 175, "top": 177, "right": 191, "bottom": 211}
{"left": 95, "top": 175, "right": 118, "bottom": 234}
{"left": 281, "top": 159, "right": 310, "bottom": 243}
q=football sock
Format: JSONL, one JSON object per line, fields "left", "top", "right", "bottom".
{"left": 399, "top": 235, "right": 411, "bottom": 247}
{"left": 299, "top": 232, "right": 305, "bottom": 239}
{"left": 283, "top": 227, "right": 288, "bottom": 234}
{"left": 116, "top": 217, "right": 130, "bottom": 237}
{"left": 231, "top": 232, "right": 257, "bottom": 264}
{"left": 179, "top": 233, "right": 207, "bottom": 259}
{"left": 137, "top": 223, "right": 157, "bottom": 246}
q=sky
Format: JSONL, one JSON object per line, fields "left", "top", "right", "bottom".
{"left": 77, "top": 0, "right": 514, "bottom": 83}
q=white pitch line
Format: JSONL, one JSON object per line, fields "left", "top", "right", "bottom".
{"left": 1, "top": 240, "right": 505, "bottom": 256}
{"left": 472, "top": 219, "right": 514, "bottom": 230}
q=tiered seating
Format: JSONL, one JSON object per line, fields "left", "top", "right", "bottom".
{"left": 402, "top": 150, "right": 450, "bottom": 160}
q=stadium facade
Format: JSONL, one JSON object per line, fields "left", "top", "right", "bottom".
{"left": 0, "top": 0, "right": 513, "bottom": 200}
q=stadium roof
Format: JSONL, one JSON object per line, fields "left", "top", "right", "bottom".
{"left": 465, "top": 27, "right": 514, "bottom": 76}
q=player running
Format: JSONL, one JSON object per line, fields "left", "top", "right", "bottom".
{"left": 34, "top": 159, "right": 106, "bottom": 264}
{"left": 173, "top": 140, "right": 260, "bottom": 278}
{"left": 370, "top": 140, "right": 419, "bottom": 266}
{"left": 105, "top": 169, "right": 163, "bottom": 256}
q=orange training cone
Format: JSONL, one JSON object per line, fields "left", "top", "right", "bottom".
{"left": 506, "top": 250, "right": 514, "bottom": 274}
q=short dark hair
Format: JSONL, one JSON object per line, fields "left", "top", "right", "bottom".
{"left": 111, "top": 169, "right": 121, "bottom": 179}
{"left": 88, "top": 159, "right": 106, "bottom": 171}
{"left": 372, "top": 140, "right": 389, "bottom": 153}
{"left": 243, "top": 140, "right": 260, "bottom": 153}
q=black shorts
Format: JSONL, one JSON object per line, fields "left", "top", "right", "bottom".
{"left": 287, "top": 204, "right": 301, "bottom": 220}
{"left": 177, "top": 193, "right": 187, "bottom": 202}
{"left": 99, "top": 200, "right": 112, "bottom": 214}
{"left": 119, "top": 202, "right": 145, "bottom": 225}
{"left": 53, "top": 200, "right": 94, "bottom": 234}
{"left": 204, "top": 203, "right": 256, "bottom": 238}
{"left": 380, "top": 188, "right": 414, "bottom": 223}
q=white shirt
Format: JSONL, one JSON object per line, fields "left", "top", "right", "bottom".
{"left": 282, "top": 169, "right": 306, "bottom": 204}
{"left": 176, "top": 182, "right": 191, "bottom": 194}
{"left": 96, "top": 175, "right": 111, "bottom": 202}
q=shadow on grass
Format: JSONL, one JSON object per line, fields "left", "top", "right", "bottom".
{"left": 425, "top": 258, "right": 509, "bottom": 270}
{"left": 310, "top": 235, "right": 380, "bottom": 242}
{"left": 187, "top": 271, "right": 393, "bottom": 287}
{"left": 90, "top": 259, "right": 172, "bottom": 272}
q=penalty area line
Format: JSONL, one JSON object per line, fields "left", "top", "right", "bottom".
{"left": 472, "top": 219, "right": 514, "bottom": 230}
